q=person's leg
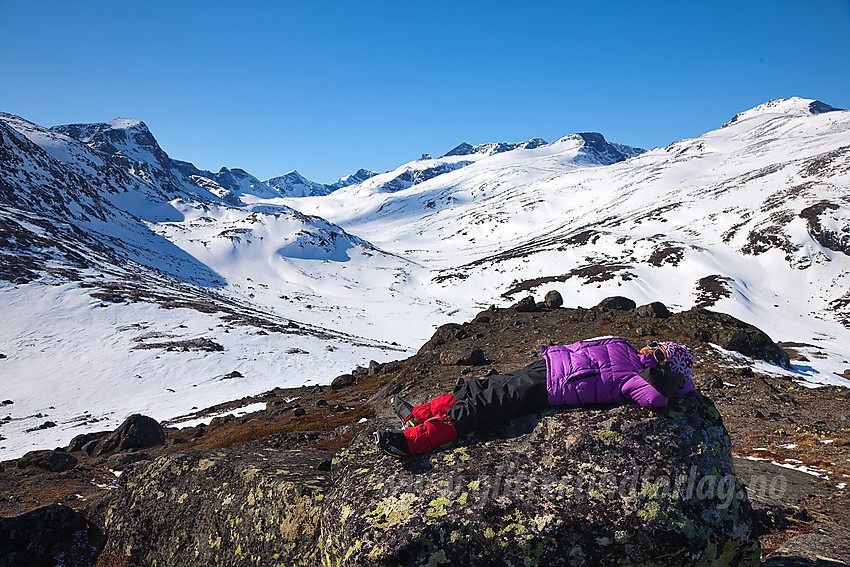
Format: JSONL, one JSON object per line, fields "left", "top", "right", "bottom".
{"left": 409, "top": 392, "right": 456, "bottom": 423}
{"left": 379, "top": 358, "right": 549, "bottom": 458}
{"left": 446, "top": 358, "right": 548, "bottom": 436}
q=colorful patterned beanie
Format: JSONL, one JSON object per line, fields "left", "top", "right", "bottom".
{"left": 658, "top": 342, "right": 694, "bottom": 379}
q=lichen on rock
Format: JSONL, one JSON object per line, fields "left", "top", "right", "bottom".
{"left": 91, "top": 447, "right": 332, "bottom": 566}
{"left": 321, "top": 393, "right": 760, "bottom": 566}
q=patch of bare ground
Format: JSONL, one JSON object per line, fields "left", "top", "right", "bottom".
{"left": 501, "top": 264, "right": 637, "bottom": 298}
{"left": 647, "top": 243, "right": 685, "bottom": 267}
{"left": 130, "top": 337, "right": 224, "bottom": 352}
{"left": 695, "top": 274, "right": 733, "bottom": 308}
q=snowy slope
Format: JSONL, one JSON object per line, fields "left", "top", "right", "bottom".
{"left": 0, "top": 114, "right": 413, "bottom": 459}
{"left": 1, "top": 97, "right": 849, "bottom": 461}
{"left": 286, "top": 97, "right": 850, "bottom": 380}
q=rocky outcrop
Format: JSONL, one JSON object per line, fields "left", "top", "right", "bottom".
{"left": 92, "top": 447, "right": 332, "bottom": 566}
{"left": 666, "top": 308, "right": 791, "bottom": 368}
{"left": 322, "top": 392, "right": 760, "bottom": 566}
{"left": 70, "top": 414, "right": 166, "bottom": 457}
{"left": 0, "top": 504, "right": 104, "bottom": 567}
{"left": 16, "top": 449, "right": 78, "bottom": 472}
{"left": 761, "top": 523, "right": 850, "bottom": 565}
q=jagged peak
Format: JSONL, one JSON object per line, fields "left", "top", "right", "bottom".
{"left": 441, "top": 138, "right": 547, "bottom": 158}
{"left": 52, "top": 117, "right": 151, "bottom": 141}
{"left": 267, "top": 170, "right": 311, "bottom": 184}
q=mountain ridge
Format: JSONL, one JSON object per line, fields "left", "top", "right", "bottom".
{"left": 0, "top": 97, "right": 848, "bottom": 465}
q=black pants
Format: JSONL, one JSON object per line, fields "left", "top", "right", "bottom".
{"left": 445, "top": 359, "right": 549, "bottom": 437}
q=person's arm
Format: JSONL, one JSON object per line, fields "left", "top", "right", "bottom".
{"left": 622, "top": 367, "right": 686, "bottom": 409}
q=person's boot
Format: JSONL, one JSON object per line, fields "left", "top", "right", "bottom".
{"left": 391, "top": 396, "right": 417, "bottom": 429}
{"left": 403, "top": 417, "right": 459, "bottom": 456}
{"left": 374, "top": 430, "right": 411, "bottom": 460}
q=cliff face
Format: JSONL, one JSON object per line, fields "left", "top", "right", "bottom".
{"left": 2, "top": 296, "right": 849, "bottom": 566}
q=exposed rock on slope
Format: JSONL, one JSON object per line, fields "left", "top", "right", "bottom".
{"left": 666, "top": 308, "right": 792, "bottom": 368}
{"left": 323, "top": 392, "right": 758, "bottom": 566}
{"left": 92, "top": 448, "right": 331, "bottom": 566}
{"left": 0, "top": 504, "right": 104, "bottom": 567}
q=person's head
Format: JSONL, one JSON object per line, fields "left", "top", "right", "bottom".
{"left": 645, "top": 341, "right": 693, "bottom": 379}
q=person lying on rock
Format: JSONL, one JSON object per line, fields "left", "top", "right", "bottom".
{"left": 374, "top": 337, "right": 694, "bottom": 459}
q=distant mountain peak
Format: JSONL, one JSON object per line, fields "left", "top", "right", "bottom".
{"left": 104, "top": 117, "right": 147, "bottom": 130}
{"left": 724, "top": 97, "right": 843, "bottom": 127}
{"left": 266, "top": 170, "right": 332, "bottom": 197}
{"left": 442, "top": 138, "right": 547, "bottom": 158}
{"left": 553, "top": 132, "right": 644, "bottom": 164}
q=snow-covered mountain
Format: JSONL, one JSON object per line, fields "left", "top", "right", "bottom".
{"left": 264, "top": 168, "right": 381, "bottom": 197}
{"left": 1, "top": 96, "right": 848, "bottom": 461}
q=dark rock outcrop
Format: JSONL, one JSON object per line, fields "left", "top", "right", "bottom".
{"left": 439, "top": 348, "right": 486, "bottom": 366}
{"left": 596, "top": 296, "right": 637, "bottom": 311}
{"left": 666, "top": 308, "right": 791, "bottom": 368}
{"left": 94, "top": 447, "right": 332, "bottom": 566}
{"left": 321, "top": 392, "right": 760, "bottom": 566}
{"left": 105, "top": 451, "right": 150, "bottom": 471}
{"left": 332, "top": 373, "right": 357, "bottom": 390}
{"left": 0, "top": 504, "right": 104, "bottom": 567}
{"left": 513, "top": 295, "right": 540, "bottom": 312}
{"left": 85, "top": 414, "right": 166, "bottom": 457}
{"left": 67, "top": 431, "right": 109, "bottom": 453}
{"left": 16, "top": 449, "right": 78, "bottom": 472}
{"left": 636, "top": 301, "right": 671, "bottom": 318}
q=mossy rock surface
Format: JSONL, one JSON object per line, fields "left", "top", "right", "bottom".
{"left": 322, "top": 392, "right": 760, "bottom": 566}
{"left": 94, "top": 447, "right": 332, "bottom": 566}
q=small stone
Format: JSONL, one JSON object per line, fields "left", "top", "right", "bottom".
{"left": 1, "top": 400, "right": 13, "bottom": 405}
{"left": 544, "top": 290, "right": 563, "bottom": 309}
{"left": 316, "top": 399, "right": 329, "bottom": 407}
{"left": 294, "top": 408, "right": 306, "bottom": 417}
{"left": 440, "top": 348, "right": 486, "bottom": 366}
{"left": 331, "top": 374, "right": 356, "bottom": 390}
{"left": 317, "top": 460, "right": 332, "bottom": 472}
{"left": 513, "top": 296, "right": 539, "bottom": 312}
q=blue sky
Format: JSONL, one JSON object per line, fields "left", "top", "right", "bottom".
{"left": 2, "top": 1, "right": 849, "bottom": 183}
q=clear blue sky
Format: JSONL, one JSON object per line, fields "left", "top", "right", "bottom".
{"left": 2, "top": 0, "right": 849, "bottom": 183}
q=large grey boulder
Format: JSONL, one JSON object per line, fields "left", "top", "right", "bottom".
{"left": 93, "top": 447, "right": 332, "bottom": 566}
{"left": 321, "top": 392, "right": 760, "bottom": 566}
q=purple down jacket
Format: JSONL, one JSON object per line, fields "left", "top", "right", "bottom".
{"left": 542, "top": 337, "right": 695, "bottom": 409}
